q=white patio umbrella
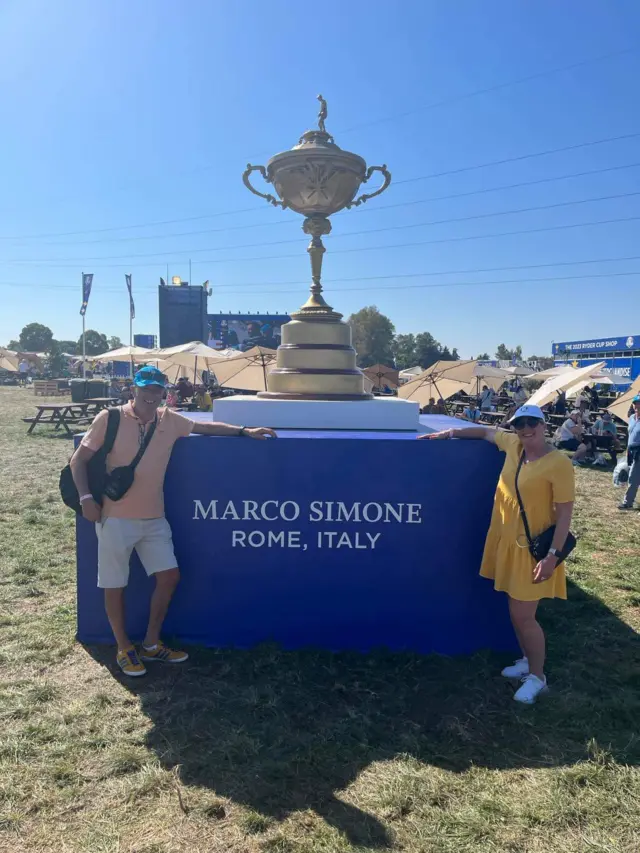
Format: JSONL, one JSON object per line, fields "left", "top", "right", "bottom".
{"left": 208, "top": 346, "right": 277, "bottom": 392}
{"left": 607, "top": 376, "right": 640, "bottom": 421}
{"left": 526, "top": 361, "right": 606, "bottom": 409}
{"left": 0, "top": 348, "right": 19, "bottom": 371}
{"left": 566, "top": 375, "right": 614, "bottom": 397}
{"left": 532, "top": 365, "right": 578, "bottom": 382}
{"left": 152, "top": 341, "right": 228, "bottom": 383}
{"left": 504, "top": 364, "right": 535, "bottom": 377}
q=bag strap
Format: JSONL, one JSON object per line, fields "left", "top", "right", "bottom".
{"left": 514, "top": 452, "right": 534, "bottom": 547}
{"left": 102, "top": 408, "right": 120, "bottom": 455}
{"left": 128, "top": 417, "right": 157, "bottom": 472}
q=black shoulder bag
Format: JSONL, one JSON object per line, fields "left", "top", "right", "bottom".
{"left": 103, "top": 418, "right": 157, "bottom": 501}
{"left": 514, "top": 452, "right": 577, "bottom": 563}
{"left": 59, "top": 408, "right": 121, "bottom": 514}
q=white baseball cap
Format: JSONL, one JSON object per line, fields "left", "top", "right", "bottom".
{"left": 508, "top": 404, "right": 545, "bottom": 424}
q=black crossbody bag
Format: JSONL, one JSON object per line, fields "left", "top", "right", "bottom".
{"left": 103, "top": 418, "right": 157, "bottom": 501}
{"left": 514, "top": 452, "right": 577, "bottom": 563}
{"left": 59, "top": 408, "right": 120, "bottom": 514}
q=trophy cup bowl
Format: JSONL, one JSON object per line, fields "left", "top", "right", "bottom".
{"left": 242, "top": 99, "right": 391, "bottom": 400}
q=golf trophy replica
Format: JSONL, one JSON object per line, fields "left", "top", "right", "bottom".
{"left": 213, "top": 97, "right": 420, "bottom": 430}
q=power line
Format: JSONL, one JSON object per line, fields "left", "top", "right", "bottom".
{"left": 2, "top": 131, "right": 639, "bottom": 243}
{"left": 7, "top": 190, "right": 640, "bottom": 264}
{"left": 5, "top": 214, "right": 640, "bottom": 270}
{"left": 9, "top": 160, "right": 639, "bottom": 250}
{"left": 338, "top": 47, "right": 639, "bottom": 134}
{"left": 2, "top": 270, "right": 640, "bottom": 297}
{"left": 3, "top": 254, "right": 640, "bottom": 292}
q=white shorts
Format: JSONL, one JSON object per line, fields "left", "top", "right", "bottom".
{"left": 95, "top": 517, "right": 177, "bottom": 589}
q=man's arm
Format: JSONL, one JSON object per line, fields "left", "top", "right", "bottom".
{"left": 70, "top": 445, "right": 102, "bottom": 522}
{"left": 190, "top": 421, "right": 277, "bottom": 440}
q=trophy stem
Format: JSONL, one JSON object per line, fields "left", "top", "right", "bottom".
{"left": 293, "top": 216, "right": 342, "bottom": 321}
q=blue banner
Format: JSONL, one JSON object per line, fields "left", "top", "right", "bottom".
{"left": 553, "top": 335, "right": 639, "bottom": 354}
{"left": 125, "top": 273, "right": 135, "bottom": 320}
{"left": 80, "top": 273, "right": 93, "bottom": 316}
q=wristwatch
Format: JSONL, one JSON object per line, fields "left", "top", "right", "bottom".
{"left": 548, "top": 547, "right": 560, "bottom": 558}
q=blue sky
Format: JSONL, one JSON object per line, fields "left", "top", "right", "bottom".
{"left": 1, "top": 0, "right": 639, "bottom": 357}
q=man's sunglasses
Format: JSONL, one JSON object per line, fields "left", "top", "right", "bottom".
{"left": 512, "top": 417, "right": 543, "bottom": 430}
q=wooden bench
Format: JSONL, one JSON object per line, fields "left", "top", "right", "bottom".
{"left": 33, "top": 380, "right": 68, "bottom": 397}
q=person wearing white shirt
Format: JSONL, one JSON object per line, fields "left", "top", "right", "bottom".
{"left": 556, "top": 410, "right": 589, "bottom": 465}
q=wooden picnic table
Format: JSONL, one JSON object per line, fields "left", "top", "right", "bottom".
{"left": 84, "top": 397, "right": 120, "bottom": 413}
{"left": 23, "top": 403, "right": 94, "bottom": 435}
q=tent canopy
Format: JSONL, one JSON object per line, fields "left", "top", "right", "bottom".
{"left": 607, "top": 376, "right": 640, "bottom": 421}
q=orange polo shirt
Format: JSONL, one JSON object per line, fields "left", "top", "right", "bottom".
{"left": 80, "top": 403, "right": 194, "bottom": 520}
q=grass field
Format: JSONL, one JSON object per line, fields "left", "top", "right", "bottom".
{"left": 0, "top": 386, "right": 639, "bottom": 853}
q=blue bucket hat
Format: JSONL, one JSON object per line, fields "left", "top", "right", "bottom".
{"left": 134, "top": 366, "right": 166, "bottom": 388}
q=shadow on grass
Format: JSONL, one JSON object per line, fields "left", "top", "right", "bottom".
{"left": 85, "top": 580, "right": 640, "bottom": 848}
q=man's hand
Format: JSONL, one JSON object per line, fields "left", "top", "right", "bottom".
{"left": 243, "top": 427, "right": 277, "bottom": 440}
{"left": 81, "top": 499, "right": 102, "bottom": 523}
{"left": 417, "top": 429, "right": 453, "bottom": 440}
{"left": 533, "top": 554, "right": 558, "bottom": 584}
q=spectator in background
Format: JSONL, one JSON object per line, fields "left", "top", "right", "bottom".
{"left": 422, "top": 397, "right": 438, "bottom": 414}
{"left": 108, "top": 379, "right": 120, "bottom": 400}
{"left": 479, "top": 385, "right": 494, "bottom": 411}
{"left": 194, "top": 385, "right": 212, "bottom": 412}
{"left": 165, "top": 386, "right": 179, "bottom": 408}
{"left": 619, "top": 396, "right": 640, "bottom": 510}
{"left": 513, "top": 383, "right": 527, "bottom": 406}
{"left": 588, "top": 385, "right": 600, "bottom": 410}
{"left": 462, "top": 400, "right": 482, "bottom": 422}
{"left": 121, "top": 380, "right": 135, "bottom": 403}
{"left": 593, "top": 410, "right": 620, "bottom": 466}
{"left": 18, "top": 358, "right": 30, "bottom": 385}
{"left": 500, "top": 402, "right": 518, "bottom": 427}
{"left": 556, "top": 410, "right": 589, "bottom": 466}
{"left": 436, "top": 398, "right": 448, "bottom": 414}
{"left": 176, "top": 377, "right": 194, "bottom": 404}
{"left": 555, "top": 390, "right": 567, "bottom": 416}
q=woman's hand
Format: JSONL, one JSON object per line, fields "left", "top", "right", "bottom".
{"left": 533, "top": 554, "right": 558, "bottom": 583}
{"left": 243, "top": 427, "right": 277, "bottom": 440}
{"left": 417, "top": 429, "right": 453, "bottom": 440}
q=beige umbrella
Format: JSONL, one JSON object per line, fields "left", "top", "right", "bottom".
{"left": 527, "top": 361, "right": 606, "bottom": 409}
{"left": 607, "top": 376, "right": 640, "bottom": 421}
{"left": 363, "top": 363, "right": 399, "bottom": 391}
{"left": 533, "top": 364, "right": 578, "bottom": 382}
{"left": 566, "top": 374, "right": 615, "bottom": 398}
{"left": 94, "top": 345, "right": 154, "bottom": 361}
{"left": 209, "top": 346, "right": 277, "bottom": 392}
{"left": 0, "top": 348, "right": 19, "bottom": 371}
{"left": 151, "top": 341, "right": 228, "bottom": 383}
{"left": 504, "top": 364, "right": 535, "bottom": 377}
{"left": 398, "top": 361, "right": 478, "bottom": 408}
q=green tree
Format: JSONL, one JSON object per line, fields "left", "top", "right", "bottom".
{"left": 347, "top": 306, "right": 395, "bottom": 367}
{"left": 476, "top": 352, "right": 490, "bottom": 361}
{"left": 495, "top": 343, "right": 523, "bottom": 362}
{"left": 57, "top": 340, "right": 77, "bottom": 355}
{"left": 78, "top": 330, "right": 108, "bottom": 355}
{"left": 527, "top": 354, "right": 554, "bottom": 370}
{"left": 18, "top": 323, "right": 53, "bottom": 352}
{"left": 414, "top": 332, "right": 442, "bottom": 369}
{"left": 45, "top": 340, "right": 66, "bottom": 377}
{"left": 7, "top": 339, "right": 20, "bottom": 350}
{"left": 392, "top": 333, "right": 417, "bottom": 370}
{"left": 107, "top": 336, "right": 123, "bottom": 350}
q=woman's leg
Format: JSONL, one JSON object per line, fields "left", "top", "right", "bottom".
{"left": 508, "top": 598, "right": 545, "bottom": 679}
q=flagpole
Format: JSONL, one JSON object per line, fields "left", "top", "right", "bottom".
{"left": 81, "top": 271, "right": 86, "bottom": 379}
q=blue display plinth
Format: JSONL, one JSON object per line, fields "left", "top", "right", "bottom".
{"left": 76, "top": 416, "right": 517, "bottom": 655}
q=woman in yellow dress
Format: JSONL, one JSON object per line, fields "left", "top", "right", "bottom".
{"left": 420, "top": 404, "right": 575, "bottom": 704}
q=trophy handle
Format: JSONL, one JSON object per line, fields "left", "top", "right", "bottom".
{"left": 347, "top": 164, "right": 392, "bottom": 208}
{"left": 242, "top": 164, "right": 287, "bottom": 209}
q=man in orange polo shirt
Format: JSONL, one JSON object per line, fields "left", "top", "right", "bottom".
{"left": 71, "top": 366, "right": 276, "bottom": 676}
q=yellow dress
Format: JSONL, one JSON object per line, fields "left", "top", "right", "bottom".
{"left": 480, "top": 431, "right": 575, "bottom": 601}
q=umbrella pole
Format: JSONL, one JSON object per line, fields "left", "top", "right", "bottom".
{"left": 262, "top": 356, "right": 267, "bottom": 391}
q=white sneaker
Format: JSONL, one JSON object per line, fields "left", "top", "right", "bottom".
{"left": 501, "top": 657, "right": 529, "bottom": 679}
{"left": 514, "top": 674, "right": 548, "bottom": 705}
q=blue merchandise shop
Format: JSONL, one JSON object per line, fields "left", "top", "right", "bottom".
{"left": 552, "top": 334, "right": 640, "bottom": 388}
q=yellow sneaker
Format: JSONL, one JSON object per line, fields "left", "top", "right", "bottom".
{"left": 139, "top": 641, "right": 189, "bottom": 664}
{"left": 116, "top": 647, "right": 147, "bottom": 677}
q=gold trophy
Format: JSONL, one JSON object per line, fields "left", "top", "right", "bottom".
{"left": 243, "top": 96, "right": 391, "bottom": 400}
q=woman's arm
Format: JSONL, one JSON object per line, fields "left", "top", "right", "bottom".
{"left": 418, "top": 426, "right": 498, "bottom": 443}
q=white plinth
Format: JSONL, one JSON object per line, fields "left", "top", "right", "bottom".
{"left": 211, "top": 396, "right": 420, "bottom": 431}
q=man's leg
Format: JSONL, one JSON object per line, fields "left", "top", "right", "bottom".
{"left": 104, "top": 588, "right": 132, "bottom": 650}
{"left": 143, "top": 568, "right": 180, "bottom": 647}
{"left": 621, "top": 453, "right": 640, "bottom": 507}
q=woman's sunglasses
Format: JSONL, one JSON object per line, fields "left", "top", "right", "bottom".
{"left": 512, "top": 417, "right": 543, "bottom": 430}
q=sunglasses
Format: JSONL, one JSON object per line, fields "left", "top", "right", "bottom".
{"left": 512, "top": 417, "right": 542, "bottom": 430}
